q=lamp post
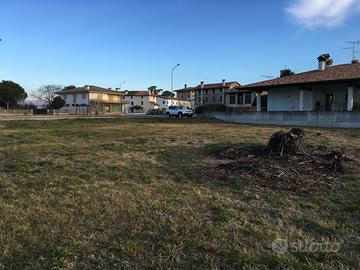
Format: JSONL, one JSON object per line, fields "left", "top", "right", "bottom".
{"left": 119, "top": 81, "right": 126, "bottom": 90}
{"left": 171, "top": 64, "right": 180, "bottom": 92}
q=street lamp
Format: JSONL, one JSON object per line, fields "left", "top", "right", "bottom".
{"left": 119, "top": 81, "right": 126, "bottom": 90}
{"left": 171, "top": 64, "right": 180, "bottom": 92}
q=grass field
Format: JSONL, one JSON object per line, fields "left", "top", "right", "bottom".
{"left": 0, "top": 118, "right": 359, "bottom": 269}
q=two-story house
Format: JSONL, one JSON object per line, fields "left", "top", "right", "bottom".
{"left": 57, "top": 85, "right": 126, "bottom": 115}
{"left": 122, "top": 89, "right": 159, "bottom": 113}
{"left": 174, "top": 84, "right": 196, "bottom": 107}
{"left": 194, "top": 80, "right": 240, "bottom": 107}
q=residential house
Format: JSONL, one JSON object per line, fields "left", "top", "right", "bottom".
{"left": 157, "top": 96, "right": 192, "bottom": 111}
{"left": 57, "top": 85, "right": 126, "bottom": 115}
{"left": 237, "top": 54, "right": 360, "bottom": 112}
{"left": 122, "top": 89, "right": 159, "bottom": 113}
{"left": 174, "top": 84, "right": 196, "bottom": 107}
{"left": 195, "top": 80, "right": 240, "bottom": 107}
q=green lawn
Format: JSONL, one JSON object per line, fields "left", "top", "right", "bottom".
{"left": 0, "top": 118, "right": 359, "bottom": 269}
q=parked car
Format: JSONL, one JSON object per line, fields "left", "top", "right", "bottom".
{"left": 166, "top": 106, "right": 194, "bottom": 118}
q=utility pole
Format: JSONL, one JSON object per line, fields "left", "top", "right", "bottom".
{"left": 343, "top": 40, "right": 360, "bottom": 61}
{"left": 171, "top": 64, "right": 180, "bottom": 92}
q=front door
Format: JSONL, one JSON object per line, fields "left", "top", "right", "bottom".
{"left": 325, "top": 94, "right": 333, "bottom": 111}
{"left": 105, "top": 105, "right": 111, "bottom": 113}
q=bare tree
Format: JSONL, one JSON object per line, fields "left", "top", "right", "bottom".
{"left": 34, "top": 85, "right": 63, "bottom": 107}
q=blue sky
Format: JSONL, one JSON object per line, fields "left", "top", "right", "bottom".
{"left": 0, "top": 0, "right": 359, "bottom": 93}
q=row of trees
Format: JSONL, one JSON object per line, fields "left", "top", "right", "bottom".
{"left": 0, "top": 81, "right": 73, "bottom": 110}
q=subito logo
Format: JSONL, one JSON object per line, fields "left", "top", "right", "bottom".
{"left": 272, "top": 238, "right": 288, "bottom": 255}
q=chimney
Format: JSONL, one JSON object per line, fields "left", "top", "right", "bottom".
{"left": 280, "top": 69, "right": 295, "bottom": 77}
{"left": 125, "top": 90, "right": 129, "bottom": 95}
{"left": 184, "top": 84, "right": 187, "bottom": 89}
{"left": 115, "top": 88, "right": 120, "bottom": 92}
{"left": 85, "top": 85, "right": 91, "bottom": 90}
{"left": 317, "top": 54, "right": 332, "bottom": 71}
{"left": 222, "top": 79, "right": 226, "bottom": 87}
{"left": 200, "top": 81, "right": 204, "bottom": 89}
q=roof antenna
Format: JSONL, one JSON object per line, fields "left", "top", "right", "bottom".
{"left": 343, "top": 40, "right": 360, "bottom": 61}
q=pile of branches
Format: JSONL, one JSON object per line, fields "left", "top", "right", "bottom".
{"left": 207, "top": 127, "right": 354, "bottom": 192}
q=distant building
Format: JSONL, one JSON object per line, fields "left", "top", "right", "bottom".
{"left": 122, "top": 89, "right": 159, "bottom": 113}
{"left": 157, "top": 96, "right": 192, "bottom": 111}
{"left": 174, "top": 84, "right": 196, "bottom": 107}
{"left": 57, "top": 85, "right": 126, "bottom": 115}
{"left": 194, "top": 80, "right": 240, "bottom": 107}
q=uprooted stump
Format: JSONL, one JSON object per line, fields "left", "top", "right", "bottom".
{"left": 268, "top": 128, "right": 306, "bottom": 156}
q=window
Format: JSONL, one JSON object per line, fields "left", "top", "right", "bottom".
{"left": 131, "top": 96, "right": 133, "bottom": 99}
{"left": 82, "top": 93, "right": 86, "bottom": 99}
{"left": 205, "top": 90, "right": 208, "bottom": 95}
{"left": 123, "top": 96, "right": 125, "bottom": 99}
{"left": 198, "top": 98, "right": 201, "bottom": 103}
{"left": 63, "top": 94, "right": 67, "bottom": 100}
{"left": 163, "top": 101, "right": 165, "bottom": 104}
{"left": 73, "top": 94, "right": 77, "bottom": 103}
{"left": 65, "top": 104, "right": 70, "bottom": 107}
{"left": 230, "top": 94, "right": 236, "bottom": 105}
{"left": 131, "top": 101, "right": 134, "bottom": 105}
{"left": 141, "top": 96, "right": 143, "bottom": 99}
{"left": 212, "top": 89, "right": 215, "bottom": 94}
{"left": 245, "top": 92, "right": 252, "bottom": 104}
{"left": 141, "top": 101, "right": 144, "bottom": 105}
{"left": 205, "top": 97, "right": 208, "bottom": 102}
{"left": 220, "top": 96, "right": 223, "bottom": 103}
{"left": 213, "top": 96, "right": 216, "bottom": 102}
{"left": 237, "top": 93, "right": 244, "bottom": 105}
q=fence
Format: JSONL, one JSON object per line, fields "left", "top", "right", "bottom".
{"left": 0, "top": 109, "right": 33, "bottom": 115}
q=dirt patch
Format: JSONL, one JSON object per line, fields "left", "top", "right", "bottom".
{"left": 205, "top": 129, "right": 359, "bottom": 193}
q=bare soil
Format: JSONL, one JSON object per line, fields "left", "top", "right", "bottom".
{"left": 206, "top": 142, "right": 359, "bottom": 193}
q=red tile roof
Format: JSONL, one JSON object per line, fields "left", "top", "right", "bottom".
{"left": 123, "top": 91, "right": 156, "bottom": 97}
{"left": 57, "top": 85, "right": 123, "bottom": 95}
{"left": 195, "top": 81, "right": 240, "bottom": 90}
{"left": 240, "top": 63, "right": 360, "bottom": 90}
{"left": 174, "top": 87, "right": 196, "bottom": 92}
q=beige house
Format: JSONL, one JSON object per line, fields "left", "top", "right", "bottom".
{"left": 194, "top": 80, "right": 240, "bottom": 107}
{"left": 174, "top": 84, "right": 196, "bottom": 107}
{"left": 57, "top": 85, "right": 127, "bottom": 115}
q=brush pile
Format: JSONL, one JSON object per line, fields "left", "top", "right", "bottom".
{"left": 206, "top": 128, "right": 356, "bottom": 193}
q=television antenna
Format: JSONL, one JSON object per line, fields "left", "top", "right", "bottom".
{"left": 343, "top": 40, "right": 360, "bottom": 61}
{"left": 261, "top": 75, "right": 275, "bottom": 79}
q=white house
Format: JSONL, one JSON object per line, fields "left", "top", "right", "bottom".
{"left": 237, "top": 54, "right": 360, "bottom": 112}
{"left": 157, "top": 96, "right": 192, "bottom": 111}
{"left": 121, "top": 90, "right": 160, "bottom": 113}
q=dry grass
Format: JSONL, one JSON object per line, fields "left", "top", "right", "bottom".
{"left": 0, "top": 118, "right": 359, "bottom": 269}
